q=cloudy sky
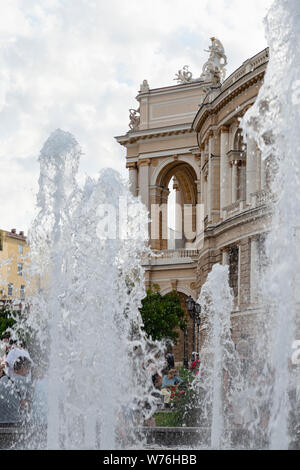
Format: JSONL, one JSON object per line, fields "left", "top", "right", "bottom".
{"left": 0, "top": 0, "right": 273, "bottom": 233}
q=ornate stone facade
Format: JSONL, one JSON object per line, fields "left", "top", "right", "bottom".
{"left": 115, "top": 44, "right": 270, "bottom": 362}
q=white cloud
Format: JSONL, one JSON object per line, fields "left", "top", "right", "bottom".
{"left": 0, "top": 0, "right": 273, "bottom": 232}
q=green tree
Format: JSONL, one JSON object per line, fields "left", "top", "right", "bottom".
{"left": 0, "top": 306, "right": 16, "bottom": 339}
{"left": 139, "top": 286, "right": 187, "bottom": 342}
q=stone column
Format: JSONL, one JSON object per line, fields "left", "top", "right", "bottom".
{"left": 207, "top": 132, "right": 214, "bottom": 222}
{"left": 203, "top": 171, "right": 208, "bottom": 218}
{"left": 138, "top": 158, "right": 151, "bottom": 209}
{"left": 250, "top": 236, "right": 259, "bottom": 304}
{"left": 149, "top": 185, "right": 162, "bottom": 250}
{"left": 200, "top": 144, "right": 205, "bottom": 206}
{"left": 219, "top": 126, "right": 230, "bottom": 211}
{"left": 246, "top": 137, "right": 257, "bottom": 204}
{"left": 240, "top": 161, "right": 247, "bottom": 201}
{"left": 260, "top": 151, "right": 266, "bottom": 190}
{"left": 237, "top": 244, "right": 241, "bottom": 309}
{"left": 195, "top": 179, "right": 202, "bottom": 239}
{"left": 210, "top": 155, "right": 220, "bottom": 222}
{"left": 126, "top": 162, "right": 138, "bottom": 196}
{"left": 231, "top": 161, "right": 238, "bottom": 203}
{"left": 222, "top": 249, "right": 229, "bottom": 265}
{"left": 161, "top": 187, "right": 169, "bottom": 250}
{"left": 138, "top": 158, "right": 151, "bottom": 242}
{"left": 174, "top": 179, "right": 183, "bottom": 248}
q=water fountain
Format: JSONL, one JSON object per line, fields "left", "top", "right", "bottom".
{"left": 1, "top": 0, "right": 300, "bottom": 452}
{"left": 194, "top": 0, "right": 300, "bottom": 450}
{"left": 243, "top": 0, "right": 300, "bottom": 450}
{"left": 6, "top": 129, "right": 163, "bottom": 450}
{"left": 194, "top": 264, "right": 242, "bottom": 449}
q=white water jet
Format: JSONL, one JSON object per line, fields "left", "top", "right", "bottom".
{"left": 196, "top": 264, "right": 239, "bottom": 449}
{"left": 243, "top": 0, "right": 300, "bottom": 449}
{"left": 23, "top": 129, "right": 162, "bottom": 449}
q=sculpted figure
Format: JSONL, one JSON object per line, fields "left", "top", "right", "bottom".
{"left": 140, "top": 79, "right": 150, "bottom": 93}
{"left": 129, "top": 108, "right": 140, "bottom": 131}
{"left": 174, "top": 65, "right": 193, "bottom": 84}
{"left": 201, "top": 37, "right": 228, "bottom": 84}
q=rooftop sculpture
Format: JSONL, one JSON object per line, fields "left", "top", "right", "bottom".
{"left": 174, "top": 37, "right": 227, "bottom": 86}
{"left": 174, "top": 65, "right": 193, "bottom": 84}
{"left": 200, "top": 37, "right": 227, "bottom": 84}
{"left": 129, "top": 108, "right": 140, "bottom": 132}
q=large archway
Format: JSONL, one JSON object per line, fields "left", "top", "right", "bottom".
{"left": 150, "top": 159, "right": 199, "bottom": 250}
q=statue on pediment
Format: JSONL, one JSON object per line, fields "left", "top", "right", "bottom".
{"left": 174, "top": 65, "right": 193, "bottom": 84}
{"left": 200, "top": 37, "right": 227, "bottom": 84}
{"left": 140, "top": 79, "right": 150, "bottom": 93}
{"left": 129, "top": 108, "right": 140, "bottom": 131}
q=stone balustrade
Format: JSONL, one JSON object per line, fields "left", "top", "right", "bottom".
{"left": 222, "top": 200, "right": 246, "bottom": 219}
{"left": 223, "top": 48, "right": 269, "bottom": 90}
{"left": 250, "top": 189, "right": 271, "bottom": 208}
{"left": 222, "top": 189, "right": 272, "bottom": 220}
{"left": 152, "top": 249, "right": 200, "bottom": 259}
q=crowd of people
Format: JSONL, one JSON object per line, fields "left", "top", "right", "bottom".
{"left": 0, "top": 333, "right": 41, "bottom": 425}
{"left": 150, "top": 351, "right": 198, "bottom": 410}
{"left": 1, "top": 330, "right": 298, "bottom": 444}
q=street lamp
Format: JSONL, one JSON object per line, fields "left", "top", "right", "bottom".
{"left": 185, "top": 296, "right": 202, "bottom": 362}
{"left": 194, "top": 302, "right": 201, "bottom": 356}
{"left": 183, "top": 329, "right": 188, "bottom": 368}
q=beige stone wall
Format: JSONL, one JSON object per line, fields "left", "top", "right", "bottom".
{"left": 138, "top": 83, "right": 207, "bottom": 130}
{"left": 196, "top": 247, "right": 222, "bottom": 296}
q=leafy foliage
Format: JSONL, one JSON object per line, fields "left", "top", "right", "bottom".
{"left": 171, "top": 365, "right": 201, "bottom": 427}
{"left": 0, "top": 306, "right": 16, "bottom": 339}
{"left": 154, "top": 366, "right": 201, "bottom": 427}
{"left": 139, "top": 286, "right": 187, "bottom": 342}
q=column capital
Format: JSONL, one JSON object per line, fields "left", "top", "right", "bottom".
{"left": 161, "top": 187, "right": 170, "bottom": 196}
{"left": 138, "top": 158, "right": 151, "bottom": 167}
{"left": 218, "top": 125, "right": 230, "bottom": 134}
{"left": 250, "top": 233, "right": 261, "bottom": 242}
{"left": 149, "top": 184, "right": 163, "bottom": 193}
{"left": 126, "top": 161, "right": 137, "bottom": 169}
{"left": 195, "top": 179, "right": 201, "bottom": 192}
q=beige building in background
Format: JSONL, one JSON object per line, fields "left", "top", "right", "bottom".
{"left": 116, "top": 39, "right": 270, "bottom": 360}
{"left": 0, "top": 229, "right": 29, "bottom": 308}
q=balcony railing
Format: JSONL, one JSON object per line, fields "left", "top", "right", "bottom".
{"left": 142, "top": 249, "right": 200, "bottom": 266}
{"left": 250, "top": 189, "right": 271, "bottom": 208}
{"left": 222, "top": 200, "right": 245, "bottom": 219}
{"left": 152, "top": 249, "right": 200, "bottom": 259}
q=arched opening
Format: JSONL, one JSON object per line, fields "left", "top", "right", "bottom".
{"left": 151, "top": 161, "right": 198, "bottom": 250}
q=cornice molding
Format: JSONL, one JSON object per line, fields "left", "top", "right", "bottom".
{"left": 192, "top": 66, "right": 266, "bottom": 134}
{"left": 115, "top": 124, "right": 194, "bottom": 146}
